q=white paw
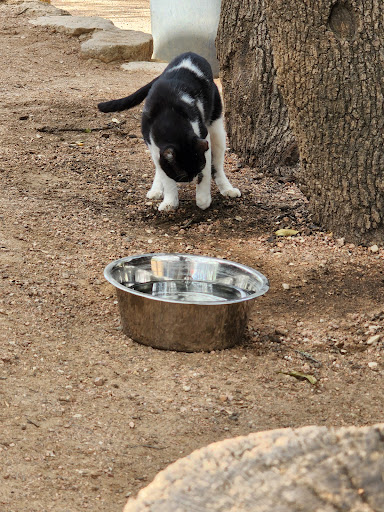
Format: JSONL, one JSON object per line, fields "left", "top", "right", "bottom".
{"left": 147, "top": 189, "right": 163, "bottom": 200}
{"left": 196, "top": 195, "right": 212, "bottom": 210}
{"left": 221, "top": 187, "right": 241, "bottom": 198}
{"left": 158, "top": 199, "right": 179, "bottom": 211}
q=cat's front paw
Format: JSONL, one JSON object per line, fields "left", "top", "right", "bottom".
{"left": 158, "top": 199, "right": 179, "bottom": 211}
{"left": 196, "top": 195, "right": 212, "bottom": 210}
{"left": 221, "top": 187, "right": 241, "bottom": 198}
{"left": 147, "top": 189, "right": 163, "bottom": 200}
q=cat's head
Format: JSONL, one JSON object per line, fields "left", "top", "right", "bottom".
{"left": 148, "top": 109, "right": 210, "bottom": 182}
{"left": 159, "top": 138, "right": 209, "bottom": 182}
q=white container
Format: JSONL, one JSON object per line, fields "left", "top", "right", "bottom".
{"left": 150, "top": 0, "right": 221, "bottom": 77}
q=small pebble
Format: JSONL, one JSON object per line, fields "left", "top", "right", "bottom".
{"left": 282, "top": 283, "right": 290, "bottom": 290}
{"left": 182, "top": 385, "right": 191, "bottom": 392}
{"left": 94, "top": 377, "right": 106, "bottom": 386}
{"left": 367, "top": 334, "right": 382, "bottom": 345}
{"left": 369, "top": 244, "right": 379, "bottom": 253}
{"left": 368, "top": 362, "right": 378, "bottom": 370}
{"left": 129, "top": 421, "right": 135, "bottom": 428}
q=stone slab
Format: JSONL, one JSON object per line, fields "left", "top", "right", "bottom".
{"left": 80, "top": 29, "right": 153, "bottom": 64}
{"left": 124, "top": 424, "right": 384, "bottom": 512}
{"left": 29, "top": 15, "right": 115, "bottom": 36}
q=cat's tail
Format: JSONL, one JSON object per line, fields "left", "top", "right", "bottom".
{"left": 98, "top": 78, "right": 158, "bottom": 113}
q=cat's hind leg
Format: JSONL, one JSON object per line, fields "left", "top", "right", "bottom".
{"left": 209, "top": 116, "right": 241, "bottom": 198}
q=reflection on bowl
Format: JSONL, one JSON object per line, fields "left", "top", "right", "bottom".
{"left": 104, "top": 254, "right": 269, "bottom": 352}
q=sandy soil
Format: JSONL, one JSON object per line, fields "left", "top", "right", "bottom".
{"left": 52, "top": 0, "right": 151, "bottom": 33}
{"left": 0, "top": 2, "right": 383, "bottom": 512}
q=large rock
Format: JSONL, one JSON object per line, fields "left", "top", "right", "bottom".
{"left": 29, "top": 15, "right": 115, "bottom": 36}
{"left": 80, "top": 29, "right": 153, "bottom": 64}
{"left": 124, "top": 424, "right": 384, "bottom": 512}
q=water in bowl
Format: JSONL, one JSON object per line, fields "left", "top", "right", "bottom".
{"left": 130, "top": 280, "right": 247, "bottom": 303}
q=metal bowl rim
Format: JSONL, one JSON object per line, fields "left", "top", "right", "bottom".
{"left": 104, "top": 253, "right": 269, "bottom": 306}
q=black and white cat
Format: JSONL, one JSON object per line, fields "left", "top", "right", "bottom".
{"left": 98, "top": 52, "right": 240, "bottom": 211}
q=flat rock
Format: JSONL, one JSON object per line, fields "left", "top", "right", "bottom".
{"left": 29, "top": 15, "right": 115, "bottom": 36}
{"left": 121, "top": 61, "right": 167, "bottom": 74}
{"left": 81, "top": 29, "right": 153, "bottom": 63}
{"left": 124, "top": 424, "right": 384, "bottom": 512}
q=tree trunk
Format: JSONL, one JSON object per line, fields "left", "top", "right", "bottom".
{"left": 216, "top": 0, "right": 297, "bottom": 172}
{"left": 263, "top": 0, "right": 384, "bottom": 244}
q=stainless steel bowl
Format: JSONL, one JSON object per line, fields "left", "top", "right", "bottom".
{"left": 104, "top": 253, "right": 269, "bottom": 352}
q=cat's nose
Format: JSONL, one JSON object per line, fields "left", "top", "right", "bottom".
{"left": 170, "top": 169, "right": 189, "bottom": 182}
{"left": 178, "top": 173, "right": 190, "bottom": 182}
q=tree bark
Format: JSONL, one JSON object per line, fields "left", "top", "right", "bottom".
{"left": 216, "top": 0, "right": 297, "bottom": 172}
{"left": 263, "top": 0, "right": 384, "bottom": 244}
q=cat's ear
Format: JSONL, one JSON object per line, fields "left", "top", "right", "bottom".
{"left": 196, "top": 139, "right": 209, "bottom": 153}
{"left": 162, "top": 147, "right": 176, "bottom": 163}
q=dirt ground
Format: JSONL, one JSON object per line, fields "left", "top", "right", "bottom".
{"left": 0, "top": 2, "right": 383, "bottom": 512}
{"left": 51, "top": 0, "right": 151, "bottom": 33}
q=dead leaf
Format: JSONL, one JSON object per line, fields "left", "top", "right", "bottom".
{"left": 275, "top": 229, "right": 299, "bottom": 237}
{"left": 279, "top": 370, "right": 318, "bottom": 385}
